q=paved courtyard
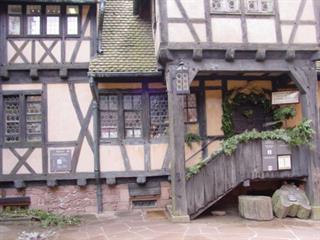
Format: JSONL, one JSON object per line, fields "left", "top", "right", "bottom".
{"left": 1, "top": 209, "right": 320, "bottom": 240}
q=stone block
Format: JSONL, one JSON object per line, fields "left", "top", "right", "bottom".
{"left": 239, "top": 195, "right": 273, "bottom": 221}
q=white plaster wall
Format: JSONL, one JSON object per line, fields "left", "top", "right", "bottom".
{"left": 247, "top": 19, "right": 276, "bottom": 43}
{"left": 193, "top": 23, "right": 207, "bottom": 42}
{"left": 7, "top": 41, "right": 32, "bottom": 64}
{"left": 2, "top": 149, "right": 19, "bottom": 174}
{"left": 26, "top": 148, "right": 43, "bottom": 174}
{"left": 206, "top": 90, "right": 223, "bottom": 136}
{"left": 75, "top": 40, "right": 91, "bottom": 62}
{"left": 47, "top": 84, "right": 80, "bottom": 142}
{"left": 294, "top": 25, "right": 317, "bottom": 43}
{"left": 126, "top": 145, "right": 145, "bottom": 171}
{"left": 65, "top": 40, "right": 77, "bottom": 62}
{"left": 211, "top": 18, "right": 242, "bottom": 43}
{"left": 180, "top": 0, "right": 205, "bottom": 18}
{"left": 76, "top": 139, "right": 94, "bottom": 172}
{"left": 301, "top": 0, "right": 315, "bottom": 21}
{"left": 278, "top": 0, "right": 301, "bottom": 21}
{"left": 35, "top": 41, "right": 46, "bottom": 63}
{"left": 167, "top": 0, "right": 183, "bottom": 18}
{"left": 168, "top": 23, "right": 194, "bottom": 42}
{"left": 2, "top": 84, "right": 42, "bottom": 91}
{"left": 75, "top": 83, "right": 92, "bottom": 117}
{"left": 281, "top": 25, "right": 294, "bottom": 44}
{"left": 100, "top": 145, "right": 125, "bottom": 172}
{"left": 150, "top": 144, "right": 167, "bottom": 170}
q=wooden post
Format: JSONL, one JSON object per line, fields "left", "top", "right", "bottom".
{"left": 165, "top": 65, "right": 190, "bottom": 222}
{"left": 290, "top": 64, "right": 320, "bottom": 219}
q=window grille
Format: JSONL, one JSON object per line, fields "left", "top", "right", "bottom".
{"left": 100, "top": 95, "right": 119, "bottom": 139}
{"left": 123, "top": 95, "right": 142, "bottom": 138}
{"left": 211, "top": 0, "right": 240, "bottom": 13}
{"left": 150, "top": 94, "right": 168, "bottom": 138}
{"left": 184, "top": 94, "right": 198, "bottom": 124}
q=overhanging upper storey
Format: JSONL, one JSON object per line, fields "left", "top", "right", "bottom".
{"left": 154, "top": 0, "right": 320, "bottom": 56}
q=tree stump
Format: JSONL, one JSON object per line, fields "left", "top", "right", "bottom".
{"left": 238, "top": 195, "right": 273, "bottom": 221}
{"left": 272, "top": 184, "right": 311, "bottom": 219}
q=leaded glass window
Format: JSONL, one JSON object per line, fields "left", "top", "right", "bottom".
{"left": 123, "top": 95, "right": 142, "bottom": 138}
{"left": 150, "top": 94, "right": 168, "bottom": 138}
{"left": 3, "top": 94, "right": 42, "bottom": 144}
{"left": 4, "top": 96, "right": 20, "bottom": 143}
{"left": 210, "top": 0, "right": 240, "bottom": 13}
{"left": 184, "top": 94, "right": 198, "bottom": 123}
{"left": 100, "top": 95, "right": 119, "bottom": 139}
{"left": 246, "top": 0, "right": 274, "bottom": 14}
{"left": 26, "top": 96, "right": 42, "bottom": 142}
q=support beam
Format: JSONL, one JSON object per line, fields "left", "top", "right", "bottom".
{"left": 165, "top": 65, "right": 190, "bottom": 222}
{"left": 289, "top": 64, "right": 320, "bottom": 219}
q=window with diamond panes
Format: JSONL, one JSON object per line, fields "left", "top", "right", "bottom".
{"left": 100, "top": 95, "right": 119, "bottom": 139}
{"left": 123, "top": 95, "right": 142, "bottom": 138}
{"left": 150, "top": 94, "right": 169, "bottom": 138}
{"left": 3, "top": 94, "right": 42, "bottom": 144}
{"left": 211, "top": 0, "right": 240, "bottom": 13}
{"left": 26, "top": 95, "right": 42, "bottom": 142}
{"left": 4, "top": 96, "right": 20, "bottom": 143}
{"left": 184, "top": 94, "right": 198, "bottom": 124}
{"left": 246, "top": 0, "right": 274, "bottom": 14}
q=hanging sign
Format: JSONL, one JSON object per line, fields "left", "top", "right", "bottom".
{"left": 272, "top": 91, "right": 299, "bottom": 105}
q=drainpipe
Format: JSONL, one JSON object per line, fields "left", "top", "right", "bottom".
{"left": 89, "top": 76, "right": 103, "bottom": 213}
{"left": 97, "top": 0, "right": 105, "bottom": 54}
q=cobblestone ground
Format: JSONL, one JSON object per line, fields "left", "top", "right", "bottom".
{"left": 1, "top": 209, "right": 320, "bottom": 240}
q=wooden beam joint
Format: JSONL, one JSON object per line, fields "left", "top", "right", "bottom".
{"left": 225, "top": 49, "right": 235, "bottom": 62}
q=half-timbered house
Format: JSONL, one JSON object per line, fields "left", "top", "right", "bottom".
{"left": 1, "top": 0, "right": 320, "bottom": 221}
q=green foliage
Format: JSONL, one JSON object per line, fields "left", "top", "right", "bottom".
{"left": 186, "top": 120, "right": 314, "bottom": 179}
{"left": 185, "top": 133, "right": 201, "bottom": 148}
{"left": 221, "top": 90, "right": 272, "bottom": 137}
{"left": 0, "top": 207, "right": 81, "bottom": 227}
{"left": 273, "top": 106, "right": 296, "bottom": 121}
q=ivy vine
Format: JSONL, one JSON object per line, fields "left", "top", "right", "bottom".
{"left": 186, "top": 120, "right": 314, "bottom": 179}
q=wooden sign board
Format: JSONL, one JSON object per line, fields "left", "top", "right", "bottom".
{"left": 272, "top": 91, "right": 299, "bottom": 105}
{"left": 262, "top": 140, "right": 292, "bottom": 171}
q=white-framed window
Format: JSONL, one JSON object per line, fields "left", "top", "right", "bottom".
{"left": 26, "top": 5, "right": 41, "bottom": 35}
{"left": 46, "top": 5, "right": 61, "bottom": 35}
{"left": 66, "top": 5, "right": 80, "bottom": 35}
{"left": 246, "top": 0, "right": 274, "bottom": 14}
{"left": 8, "top": 5, "right": 22, "bottom": 35}
{"left": 210, "top": 0, "right": 240, "bottom": 13}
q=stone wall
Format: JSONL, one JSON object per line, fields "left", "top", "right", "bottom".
{"left": 0, "top": 182, "right": 171, "bottom": 214}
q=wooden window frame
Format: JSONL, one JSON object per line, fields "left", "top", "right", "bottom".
{"left": 2, "top": 91, "right": 43, "bottom": 148}
{"left": 184, "top": 93, "right": 199, "bottom": 125}
{"left": 6, "top": 3, "right": 81, "bottom": 38}
{"left": 99, "top": 89, "right": 199, "bottom": 143}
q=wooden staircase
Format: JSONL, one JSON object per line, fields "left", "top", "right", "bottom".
{"left": 186, "top": 140, "right": 308, "bottom": 219}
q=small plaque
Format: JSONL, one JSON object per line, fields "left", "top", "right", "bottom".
{"left": 278, "top": 155, "right": 292, "bottom": 170}
{"left": 50, "top": 149, "right": 72, "bottom": 172}
{"left": 272, "top": 91, "right": 299, "bottom": 105}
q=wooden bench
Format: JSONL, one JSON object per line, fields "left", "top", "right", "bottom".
{"left": 0, "top": 196, "right": 31, "bottom": 208}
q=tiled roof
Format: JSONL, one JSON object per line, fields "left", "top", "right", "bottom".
{"left": 89, "top": 0, "right": 158, "bottom": 74}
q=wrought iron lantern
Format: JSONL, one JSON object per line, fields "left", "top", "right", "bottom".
{"left": 175, "top": 61, "right": 190, "bottom": 95}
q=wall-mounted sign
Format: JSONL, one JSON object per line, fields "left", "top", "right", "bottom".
{"left": 272, "top": 91, "right": 299, "bottom": 105}
{"left": 278, "top": 155, "right": 292, "bottom": 170}
{"left": 50, "top": 149, "right": 72, "bottom": 172}
{"left": 175, "top": 61, "right": 190, "bottom": 95}
{"left": 262, "top": 140, "right": 292, "bottom": 171}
